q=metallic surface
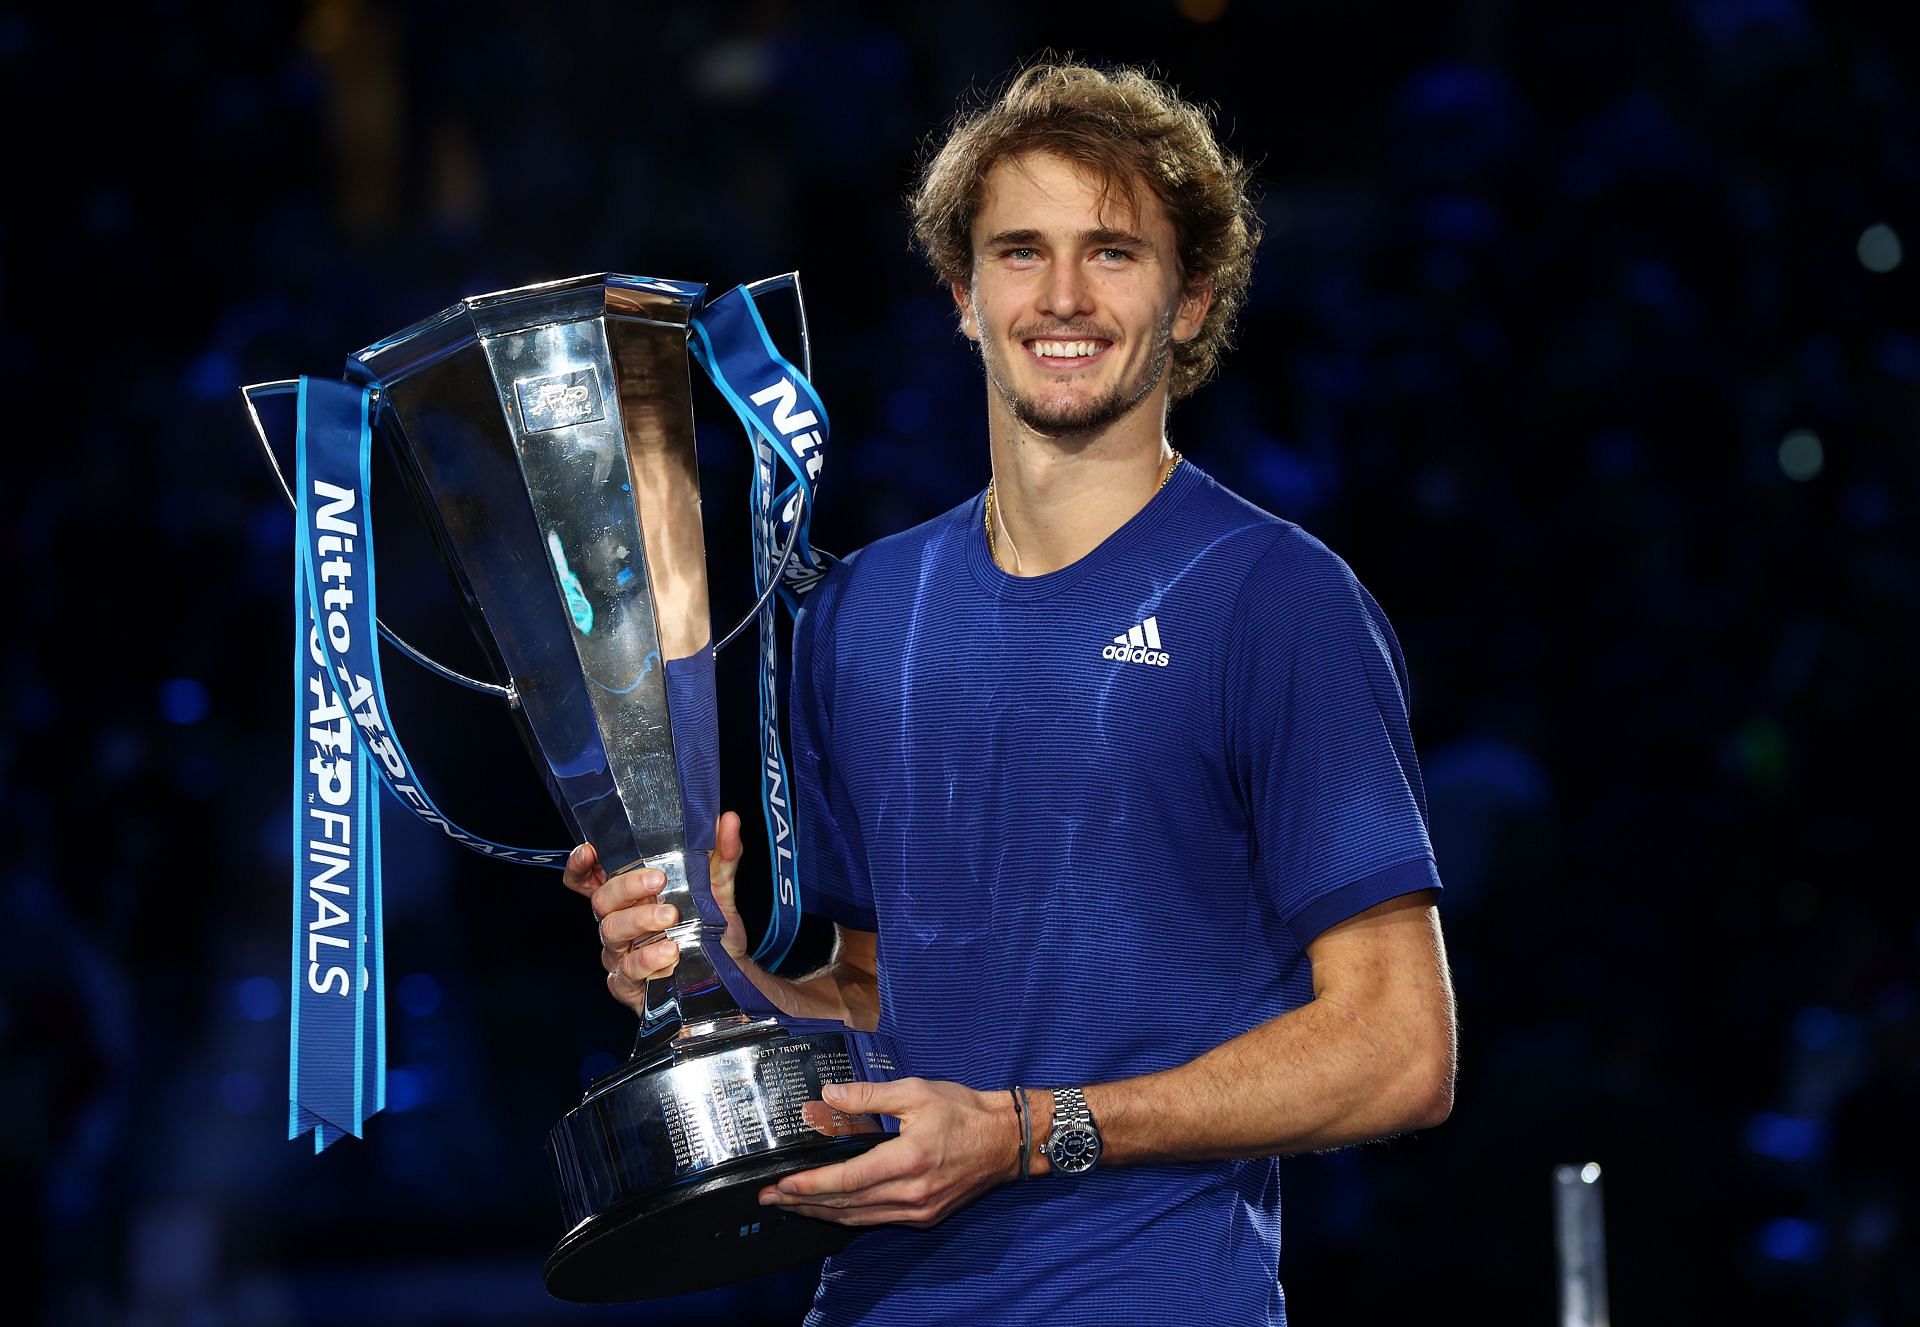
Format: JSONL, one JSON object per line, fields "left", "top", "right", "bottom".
{"left": 549, "top": 1023, "right": 896, "bottom": 1233}
{"left": 348, "top": 273, "right": 707, "bottom": 872}
{"left": 1553, "top": 1162, "right": 1611, "bottom": 1327}
{"left": 1042, "top": 1084, "right": 1103, "bottom": 1173}
{"left": 545, "top": 1022, "right": 900, "bottom": 1302}
{"left": 632, "top": 850, "right": 752, "bottom": 1052}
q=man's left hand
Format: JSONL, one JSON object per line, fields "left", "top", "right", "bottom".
{"left": 759, "top": 1077, "right": 1020, "bottom": 1229}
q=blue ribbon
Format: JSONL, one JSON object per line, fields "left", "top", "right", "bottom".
{"left": 288, "top": 378, "right": 573, "bottom": 1150}
{"left": 689, "top": 283, "right": 837, "bottom": 971}
{"left": 290, "top": 378, "right": 384, "bottom": 1151}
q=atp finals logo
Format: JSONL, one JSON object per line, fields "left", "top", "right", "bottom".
{"left": 516, "top": 366, "right": 606, "bottom": 431}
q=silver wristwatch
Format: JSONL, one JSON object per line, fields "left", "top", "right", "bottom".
{"left": 1041, "top": 1086, "right": 1103, "bottom": 1175}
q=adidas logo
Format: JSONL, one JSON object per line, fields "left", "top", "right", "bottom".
{"left": 1101, "top": 615, "right": 1171, "bottom": 667}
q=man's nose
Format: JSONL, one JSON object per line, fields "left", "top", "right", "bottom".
{"left": 1037, "top": 259, "right": 1094, "bottom": 321}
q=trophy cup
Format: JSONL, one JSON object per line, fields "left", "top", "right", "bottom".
{"left": 259, "top": 273, "right": 897, "bottom": 1302}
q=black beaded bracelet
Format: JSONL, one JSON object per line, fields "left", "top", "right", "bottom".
{"left": 1012, "top": 1085, "right": 1033, "bottom": 1180}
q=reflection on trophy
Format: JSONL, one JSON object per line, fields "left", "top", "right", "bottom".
{"left": 341, "top": 274, "right": 897, "bottom": 1301}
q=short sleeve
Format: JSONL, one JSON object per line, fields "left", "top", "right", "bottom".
{"left": 790, "top": 567, "right": 878, "bottom": 932}
{"left": 1226, "top": 532, "right": 1443, "bottom": 949}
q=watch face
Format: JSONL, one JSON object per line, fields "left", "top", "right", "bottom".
{"left": 1051, "top": 1124, "right": 1102, "bottom": 1173}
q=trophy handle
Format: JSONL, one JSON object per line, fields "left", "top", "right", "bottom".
{"left": 710, "top": 269, "right": 814, "bottom": 654}
{"left": 739, "top": 271, "right": 814, "bottom": 383}
{"left": 243, "top": 379, "right": 518, "bottom": 700}
{"left": 714, "top": 498, "right": 802, "bottom": 653}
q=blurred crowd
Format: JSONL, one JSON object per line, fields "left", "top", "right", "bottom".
{"left": 3, "top": 1, "right": 1915, "bottom": 1323}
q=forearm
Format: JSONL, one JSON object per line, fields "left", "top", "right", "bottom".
{"left": 1051, "top": 991, "right": 1452, "bottom": 1171}
{"left": 731, "top": 943, "right": 880, "bottom": 1031}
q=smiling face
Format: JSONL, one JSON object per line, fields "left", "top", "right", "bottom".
{"left": 956, "top": 152, "right": 1211, "bottom": 439}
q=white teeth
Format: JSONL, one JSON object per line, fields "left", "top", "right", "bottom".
{"left": 1032, "top": 339, "right": 1100, "bottom": 358}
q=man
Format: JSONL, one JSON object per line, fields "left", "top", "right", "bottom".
{"left": 565, "top": 62, "right": 1456, "bottom": 1325}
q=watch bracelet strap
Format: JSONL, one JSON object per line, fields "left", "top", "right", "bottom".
{"left": 1045, "top": 1084, "right": 1095, "bottom": 1159}
{"left": 1052, "top": 1085, "right": 1092, "bottom": 1131}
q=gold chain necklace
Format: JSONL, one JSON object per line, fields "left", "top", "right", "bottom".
{"left": 986, "top": 451, "right": 1181, "bottom": 569}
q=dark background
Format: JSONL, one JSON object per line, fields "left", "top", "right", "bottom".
{"left": 5, "top": 0, "right": 1917, "bottom": 1322}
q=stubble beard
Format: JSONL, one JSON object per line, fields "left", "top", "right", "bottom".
{"left": 980, "top": 305, "right": 1177, "bottom": 440}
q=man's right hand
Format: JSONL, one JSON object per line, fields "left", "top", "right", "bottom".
{"left": 561, "top": 812, "right": 751, "bottom": 1015}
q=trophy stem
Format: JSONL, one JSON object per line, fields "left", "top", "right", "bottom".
{"left": 626, "top": 850, "right": 752, "bottom": 1057}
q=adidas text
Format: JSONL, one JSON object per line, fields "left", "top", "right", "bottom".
{"left": 1103, "top": 615, "right": 1170, "bottom": 666}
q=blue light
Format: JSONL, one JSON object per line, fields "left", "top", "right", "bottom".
{"left": 1874, "top": 331, "right": 1920, "bottom": 384}
{"left": 386, "top": 1066, "right": 434, "bottom": 1113}
{"left": 1792, "top": 1005, "right": 1842, "bottom": 1050}
{"left": 235, "top": 977, "right": 280, "bottom": 1022}
{"left": 1589, "top": 430, "right": 1642, "bottom": 478}
{"left": 219, "top": 1070, "right": 263, "bottom": 1114}
{"left": 1743, "top": 1112, "right": 1824, "bottom": 1163}
{"left": 1419, "top": 194, "right": 1499, "bottom": 244}
{"left": 1756, "top": 1216, "right": 1825, "bottom": 1263}
{"left": 396, "top": 972, "right": 442, "bottom": 1018}
{"left": 1628, "top": 259, "right": 1679, "bottom": 310}
{"left": 159, "top": 678, "right": 210, "bottom": 725}
{"left": 18, "top": 683, "right": 56, "bottom": 732}
{"left": 1248, "top": 440, "right": 1326, "bottom": 514}
{"left": 186, "top": 349, "right": 240, "bottom": 403}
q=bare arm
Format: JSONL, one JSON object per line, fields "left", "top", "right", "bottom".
{"left": 733, "top": 920, "right": 881, "bottom": 1031}
{"left": 1063, "top": 889, "right": 1455, "bottom": 1169}
{"left": 564, "top": 811, "right": 881, "bottom": 1032}
{"left": 765, "top": 889, "right": 1456, "bottom": 1224}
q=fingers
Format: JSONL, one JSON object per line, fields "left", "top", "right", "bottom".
{"left": 714, "top": 811, "right": 744, "bottom": 866}
{"left": 603, "top": 934, "right": 683, "bottom": 984}
{"left": 818, "top": 1077, "right": 916, "bottom": 1119}
{"left": 597, "top": 895, "right": 680, "bottom": 948}
{"left": 708, "top": 811, "right": 744, "bottom": 907}
{"left": 753, "top": 1080, "right": 1000, "bottom": 1231}
{"left": 562, "top": 843, "right": 604, "bottom": 897}
{"left": 799, "top": 1099, "right": 875, "bottom": 1138}
{"left": 776, "top": 1199, "right": 927, "bottom": 1227}
{"left": 590, "top": 862, "right": 679, "bottom": 990}
{"left": 757, "top": 1138, "right": 941, "bottom": 1228}
{"left": 591, "top": 866, "right": 670, "bottom": 922}
{"left": 768, "top": 1135, "right": 915, "bottom": 1202}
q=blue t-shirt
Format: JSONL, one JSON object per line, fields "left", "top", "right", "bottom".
{"left": 790, "top": 462, "right": 1442, "bottom": 1326}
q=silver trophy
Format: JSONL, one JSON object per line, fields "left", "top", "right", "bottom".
{"left": 270, "top": 274, "right": 896, "bottom": 1300}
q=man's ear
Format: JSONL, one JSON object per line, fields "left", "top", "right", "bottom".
{"left": 1173, "top": 273, "right": 1214, "bottom": 345}
{"left": 951, "top": 280, "right": 980, "bottom": 342}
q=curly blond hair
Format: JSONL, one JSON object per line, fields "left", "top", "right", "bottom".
{"left": 910, "top": 62, "right": 1262, "bottom": 401}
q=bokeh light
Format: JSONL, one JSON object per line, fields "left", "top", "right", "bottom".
{"left": 1857, "top": 223, "right": 1903, "bottom": 273}
{"left": 1777, "top": 428, "right": 1824, "bottom": 481}
{"left": 158, "top": 677, "right": 210, "bottom": 725}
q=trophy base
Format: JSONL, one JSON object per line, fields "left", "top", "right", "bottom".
{"left": 543, "top": 1021, "right": 899, "bottom": 1303}
{"left": 543, "top": 1134, "right": 880, "bottom": 1302}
